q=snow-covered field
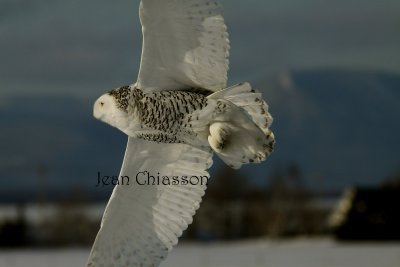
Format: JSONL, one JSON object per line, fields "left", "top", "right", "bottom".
{"left": 1, "top": 239, "right": 399, "bottom": 267}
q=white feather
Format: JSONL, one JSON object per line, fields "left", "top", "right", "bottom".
{"left": 86, "top": 138, "right": 213, "bottom": 267}
{"left": 137, "top": 0, "right": 230, "bottom": 92}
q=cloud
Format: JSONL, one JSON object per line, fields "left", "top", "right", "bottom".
{"left": 1, "top": 0, "right": 400, "bottom": 98}
{"left": 0, "top": 0, "right": 141, "bottom": 96}
{"left": 224, "top": 1, "right": 400, "bottom": 74}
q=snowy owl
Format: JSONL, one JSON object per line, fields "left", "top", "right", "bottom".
{"left": 87, "top": 0, "right": 275, "bottom": 266}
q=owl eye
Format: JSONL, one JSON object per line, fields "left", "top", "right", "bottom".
{"left": 100, "top": 102, "right": 104, "bottom": 107}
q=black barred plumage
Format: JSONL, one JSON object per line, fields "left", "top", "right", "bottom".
{"left": 110, "top": 85, "right": 209, "bottom": 144}
{"left": 136, "top": 132, "right": 182, "bottom": 144}
{"left": 108, "top": 85, "right": 131, "bottom": 111}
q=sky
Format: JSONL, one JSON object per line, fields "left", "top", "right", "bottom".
{"left": 0, "top": 0, "right": 400, "bottom": 97}
{"left": 0, "top": 0, "right": 400, "bottom": 194}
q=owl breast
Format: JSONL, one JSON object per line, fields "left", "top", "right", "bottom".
{"left": 131, "top": 88, "right": 211, "bottom": 145}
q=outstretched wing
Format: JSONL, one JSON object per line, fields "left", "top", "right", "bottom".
{"left": 137, "top": 0, "right": 230, "bottom": 92}
{"left": 86, "top": 138, "right": 213, "bottom": 267}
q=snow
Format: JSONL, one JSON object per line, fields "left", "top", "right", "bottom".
{"left": 0, "top": 239, "right": 399, "bottom": 267}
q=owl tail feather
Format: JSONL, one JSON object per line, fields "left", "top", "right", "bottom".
{"left": 207, "top": 83, "right": 275, "bottom": 169}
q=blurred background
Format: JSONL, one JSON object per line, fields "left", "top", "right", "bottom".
{"left": 1, "top": 0, "right": 400, "bottom": 266}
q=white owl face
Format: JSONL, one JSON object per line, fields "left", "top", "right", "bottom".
{"left": 93, "top": 93, "right": 130, "bottom": 131}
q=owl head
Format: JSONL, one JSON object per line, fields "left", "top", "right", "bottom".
{"left": 93, "top": 85, "right": 133, "bottom": 132}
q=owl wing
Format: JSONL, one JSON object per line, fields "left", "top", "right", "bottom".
{"left": 86, "top": 138, "right": 213, "bottom": 267}
{"left": 137, "top": 0, "right": 230, "bottom": 92}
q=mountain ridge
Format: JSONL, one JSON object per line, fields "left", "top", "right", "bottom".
{"left": 1, "top": 69, "right": 399, "bottom": 200}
